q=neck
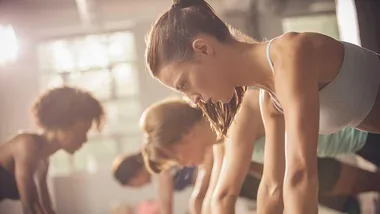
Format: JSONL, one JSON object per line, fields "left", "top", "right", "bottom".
{"left": 226, "top": 41, "right": 276, "bottom": 93}
{"left": 41, "top": 131, "right": 61, "bottom": 157}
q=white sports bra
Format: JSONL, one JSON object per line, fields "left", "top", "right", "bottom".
{"left": 265, "top": 38, "right": 380, "bottom": 134}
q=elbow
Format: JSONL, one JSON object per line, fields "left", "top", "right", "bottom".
{"left": 190, "top": 194, "right": 204, "bottom": 207}
{"left": 258, "top": 178, "right": 283, "bottom": 201}
{"left": 192, "top": 188, "right": 207, "bottom": 200}
{"left": 210, "top": 190, "right": 238, "bottom": 211}
{"left": 284, "top": 167, "right": 318, "bottom": 191}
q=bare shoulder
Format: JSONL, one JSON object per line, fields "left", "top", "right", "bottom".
{"left": 12, "top": 133, "right": 41, "bottom": 160}
{"left": 235, "top": 89, "right": 260, "bottom": 121}
{"left": 230, "top": 89, "right": 261, "bottom": 132}
{"left": 278, "top": 32, "right": 338, "bottom": 49}
{"left": 275, "top": 32, "right": 342, "bottom": 61}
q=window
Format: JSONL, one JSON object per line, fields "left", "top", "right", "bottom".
{"left": 0, "top": 25, "right": 19, "bottom": 65}
{"left": 282, "top": 14, "right": 340, "bottom": 39}
{"left": 38, "top": 31, "right": 141, "bottom": 176}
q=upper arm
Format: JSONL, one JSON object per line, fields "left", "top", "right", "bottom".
{"left": 35, "top": 159, "right": 50, "bottom": 183}
{"left": 214, "top": 90, "right": 263, "bottom": 197}
{"left": 276, "top": 34, "right": 320, "bottom": 173}
{"left": 203, "top": 143, "right": 224, "bottom": 197}
{"left": 199, "top": 143, "right": 224, "bottom": 214}
{"left": 193, "top": 149, "right": 214, "bottom": 198}
{"left": 259, "top": 91, "right": 285, "bottom": 183}
{"left": 157, "top": 171, "right": 174, "bottom": 203}
{"left": 13, "top": 135, "right": 40, "bottom": 205}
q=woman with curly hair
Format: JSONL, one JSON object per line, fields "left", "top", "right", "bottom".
{"left": 0, "top": 86, "right": 105, "bottom": 214}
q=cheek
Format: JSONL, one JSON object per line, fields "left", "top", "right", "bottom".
{"left": 63, "top": 132, "right": 78, "bottom": 146}
{"left": 57, "top": 131, "right": 70, "bottom": 144}
{"left": 184, "top": 144, "right": 201, "bottom": 159}
{"left": 190, "top": 66, "right": 214, "bottom": 92}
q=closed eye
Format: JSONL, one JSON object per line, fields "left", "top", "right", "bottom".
{"left": 176, "top": 81, "right": 188, "bottom": 92}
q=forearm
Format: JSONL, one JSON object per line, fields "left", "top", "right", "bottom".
{"left": 38, "top": 187, "right": 55, "bottom": 213}
{"left": 189, "top": 195, "right": 204, "bottom": 214}
{"left": 159, "top": 201, "right": 172, "bottom": 214}
{"left": 210, "top": 194, "right": 236, "bottom": 214}
{"left": 256, "top": 181, "right": 283, "bottom": 214}
{"left": 283, "top": 173, "right": 318, "bottom": 214}
{"left": 22, "top": 201, "right": 44, "bottom": 214}
{"left": 20, "top": 184, "right": 45, "bottom": 214}
{"left": 200, "top": 191, "right": 212, "bottom": 214}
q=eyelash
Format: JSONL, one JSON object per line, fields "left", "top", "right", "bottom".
{"left": 179, "top": 82, "right": 188, "bottom": 91}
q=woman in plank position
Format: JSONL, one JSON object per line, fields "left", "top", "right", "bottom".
{"left": 145, "top": 0, "right": 380, "bottom": 212}
{"left": 0, "top": 87, "right": 104, "bottom": 214}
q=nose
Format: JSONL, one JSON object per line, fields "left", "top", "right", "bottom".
{"left": 190, "top": 94, "right": 201, "bottom": 105}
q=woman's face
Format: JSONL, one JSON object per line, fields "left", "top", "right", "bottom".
{"left": 156, "top": 38, "right": 236, "bottom": 104}
{"left": 53, "top": 120, "right": 92, "bottom": 154}
{"left": 126, "top": 168, "right": 151, "bottom": 187}
{"left": 167, "top": 123, "right": 214, "bottom": 167}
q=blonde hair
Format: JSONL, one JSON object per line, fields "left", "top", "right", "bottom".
{"left": 140, "top": 98, "right": 204, "bottom": 174}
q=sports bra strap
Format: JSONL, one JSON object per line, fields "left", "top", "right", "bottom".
{"left": 266, "top": 38, "right": 276, "bottom": 72}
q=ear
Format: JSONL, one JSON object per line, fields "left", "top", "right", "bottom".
{"left": 192, "top": 38, "right": 214, "bottom": 56}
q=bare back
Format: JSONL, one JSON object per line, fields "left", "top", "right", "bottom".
{"left": 0, "top": 133, "right": 46, "bottom": 174}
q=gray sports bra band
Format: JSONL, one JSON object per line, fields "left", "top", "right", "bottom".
{"left": 264, "top": 37, "right": 380, "bottom": 134}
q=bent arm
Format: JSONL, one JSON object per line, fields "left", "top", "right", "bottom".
{"left": 211, "top": 90, "right": 262, "bottom": 214}
{"left": 256, "top": 91, "right": 286, "bottom": 214}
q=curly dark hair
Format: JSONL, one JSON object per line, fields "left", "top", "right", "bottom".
{"left": 32, "top": 86, "right": 105, "bottom": 130}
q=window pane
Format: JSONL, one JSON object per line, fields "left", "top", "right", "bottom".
{"left": 74, "top": 35, "right": 110, "bottom": 70}
{"left": 38, "top": 44, "right": 57, "bottom": 73}
{"left": 73, "top": 138, "right": 118, "bottom": 172}
{"left": 41, "top": 74, "right": 64, "bottom": 89}
{"left": 49, "top": 150, "right": 72, "bottom": 176}
{"left": 67, "top": 70, "right": 112, "bottom": 100}
{"left": 50, "top": 40, "right": 76, "bottom": 72}
{"left": 38, "top": 30, "right": 136, "bottom": 74}
{"left": 282, "top": 14, "right": 339, "bottom": 39}
{"left": 102, "top": 99, "right": 141, "bottom": 135}
{"left": 112, "top": 63, "right": 139, "bottom": 96}
{"left": 108, "top": 32, "right": 136, "bottom": 63}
